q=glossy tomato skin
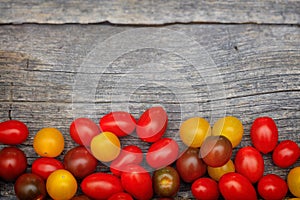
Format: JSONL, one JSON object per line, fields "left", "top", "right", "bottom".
{"left": 70, "top": 118, "right": 100, "bottom": 146}
{"left": 64, "top": 146, "right": 98, "bottom": 179}
{"left": 146, "top": 138, "right": 179, "bottom": 169}
{"left": 219, "top": 172, "right": 257, "bottom": 200}
{"left": 136, "top": 107, "right": 168, "bottom": 143}
{"left": 31, "top": 157, "right": 64, "bottom": 180}
{"left": 257, "top": 174, "right": 288, "bottom": 200}
{"left": 287, "top": 166, "right": 300, "bottom": 197}
{"left": 234, "top": 146, "right": 264, "bottom": 183}
{"left": 176, "top": 148, "right": 207, "bottom": 183}
{"left": 207, "top": 159, "right": 235, "bottom": 181}
{"left": 71, "top": 195, "right": 91, "bottom": 200}
{"left": 81, "top": 173, "right": 123, "bottom": 200}
{"left": 191, "top": 177, "right": 219, "bottom": 200}
{"left": 0, "top": 147, "right": 27, "bottom": 181}
{"left": 0, "top": 120, "right": 29, "bottom": 145}
{"left": 108, "top": 192, "right": 133, "bottom": 200}
{"left": 100, "top": 111, "right": 136, "bottom": 137}
{"left": 272, "top": 140, "right": 300, "bottom": 168}
{"left": 121, "top": 164, "right": 153, "bottom": 200}
{"left": 250, "top": 117, "right": 278, "bottom": 154}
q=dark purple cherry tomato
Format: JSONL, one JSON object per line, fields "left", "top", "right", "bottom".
{"left": 257, "top": 174, "right": 288, "bottom": 200}
{"left": 31, "top": 157, "right": 64, "bottom": 180}
{"left": 0, "top": 147, "right": 27, "bottom": 181}
{"left": 191, "top": 177, "right": 219, "bottom": 200}
{"left": 100, "top": 111, "right": 136, "bottom": 137}
{"left": 176, "top": 148, "right": 207, "bottom": 183}
{"left": 108, "top": 192, "right": 133, "bottom": 200}
{"left": 219, "top": 172, "right": 257, "bottom": 200}
{"left": 136, "top": 107, "right": 168, "bottom": 143}
{"left": 14, "top": 173, "right": 47, "bottom": 200}
{"left": 234, "top": 146, "right": 264, "bottom": 183}
{"left": 272, "top": 140, "right": 300, "bottom": 168}
{"left": 0, "top": 120, "right": 29, "bottom": 145}
{"left": 71, "top": 195, "right": 91, "bottom": 200}
{"left": 200, "top": 135, "right": 232, "bottom": 167}
{"left": 250, "top": 117, "right": 278, "bottom": 154}
{"left": 146, "top": 138, "right": 179, "bottom": 169}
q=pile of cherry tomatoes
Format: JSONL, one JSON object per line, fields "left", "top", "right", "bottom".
{"left": 0, "top": 106, "right": 299, "bottom": 200}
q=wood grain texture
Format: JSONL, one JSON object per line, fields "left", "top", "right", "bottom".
{"left": 0, "top": 24, "right": 299, "bottom": 199}
{"left": 0, "top": 0, "right": 299, "bottom": 25}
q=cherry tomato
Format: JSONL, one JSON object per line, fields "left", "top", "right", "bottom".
{"left": 71, "top": 195, "right": 91, "bottom": 200}
{"left": 110, "top": 145, "right": 143, "bottom": 176}
{"left": 207, "top": 159, "right": 235, "bottom": 181}
{"left": 176, "top": 148, "right": 206, "bottom": 183}
{"left": 100, "top": 111, "right": 136, "bottom": 137}
{"left": 46, "top": 169, "right": 77, "bottom": 200}
{"left": 33, "top": 127, "right": 64, "bottom": 157}
{"left": 212, "top": 116, "right": 243, "bottom": 148}
{"left": 14, "top": 173, "right": 46, "bottom": 200}
{"left": 136, "top": 106, "right": 168, "bottom": 143}
{"left": 0, "top": 120, "right": 29, "bottom": 145}
{"left": 146, "top": 138, "right": 179, "bottom": 169}
{"left": 272, "top": 140, "right": 300, "bottom": 168}
{"left": 121, "top": 164, "right": 153, "bottom": 200}
{"left": 108, "top": 192, "right": 133, "bottom": 200}
{"left": 70, "top": 118, "right": 100, "bottom": 146}
{"left": 90, "top": 131, "right": 121, "bottom": 162}
{"left": 257, "top": 174, "right": 288, "bottom": 200}
{"left": 153, "top": 166, "right": 180, "bottom": 197}
{"left": 31, "top": 157, "right": 64, "bottom": 180}
{"left": 0, "top": 147, "right": 27, "bottom": 181}
{"left": 64, "top": 146, "right": 98, "bottom": 179}
{"left": 250, "top": 117, "right": 278, "bottom": 154}
{"left": 179, "top": 117, "right": 211, "bottom": 148}
{"left": 200, "top": 135, "right": 232, "bottom": 167}
{"left": 287, "top": 166, "right": 300, "bottom": 197}
{"left": 81, "top": 173, "right": 123, "bottom": 200}
{"left": 219, "top": 172, "right": 257, "bottom": 200}
{"left": 191, "top": 177, "right": 219, "bottom": 200}
{"left": 234, "top": 146, "right": 264, "bottom": 183}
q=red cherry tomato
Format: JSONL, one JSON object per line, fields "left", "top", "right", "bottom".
{"left": 0, "top": 147, "right": 27, "bottom": 181}
{"left": 121, "top": 164, "right": 153, "bottom": 200}
{"left": 257, "top": 174, "right": 288, "bottom": 200}
{"left": 110, "top": 145, "right": 143, "bottom": 176}
{"left": 146, "top": 138, "right": 179, "bottom": 169}
{"left": 31, "top": 157, "right": 64, "bottom": 180}
{"left": 100, "top": 111, "right": 136, "bottom": 137}
{"left": 70, "top": 118, "right": 100, "bottom": 146}
{"left": 234, "top": 146, "right": 264, "bottom": 183}
{"left": 81, "top": 173, "right": 123, "bottom": 200}
{"left": 191, "top": 177, "right": 219, "bottom": 200}
{"left": 250, "top": 117, "right": 278, "bottom": 154}
{"left": 136, "top": 107, "right": 168, "bottom": 143}
{"left": 108, "top": 192, "right": 133, "bottom": 200}
{"left": 272, "top": 140, "right": 300, "bottom": 168}
{"left": 219, "top": 172, "right": 257, "bottom": 200}
{"left": 0, "top": 120, "right": 29, "bottom": 145}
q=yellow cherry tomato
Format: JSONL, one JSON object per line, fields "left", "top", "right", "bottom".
{"left": 212, "top": 116, "right": 243, "bottom": 148}
{"left": 33, "top": 127, "right": 64, "bottom": 157}
{"left": 91, "top": 131, "right": 121, "bottom": 162}
{"left": 179, "top": 117, "right": 211, "bottom": 148}
{"left": 287, "top": 167, "right": 300, "bottom": 197}
{"left": 46, "top": 169, "right": 77, "bottom": 200}
{"left": 207, "top": 159, "right": 235, "bottom": 181}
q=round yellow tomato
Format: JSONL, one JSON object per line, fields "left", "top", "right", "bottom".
{"left": 212, "top": 116, "right": 243, "bottom": 148}
{"left": 287, "top": 167, "right": 300, "bottom": 197}
{"left": 46, "top": 169, "right": 77, "bottom": 200}
{"left": 90, "top": 132, "right": 121, "bottom": 162}
{"left": 33, "top": 127, "right": 64, "bottom": 157}
{"left": 207, "top": 159, "right": 235, "bottom": 181}
{"left": 179, "top": 117, "right": 211, "bottom": 148}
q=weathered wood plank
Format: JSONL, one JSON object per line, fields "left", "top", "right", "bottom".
{"left": 0, "top": 0, "right": 299, "bottom": 25}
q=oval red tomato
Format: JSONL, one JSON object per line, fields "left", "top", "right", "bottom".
{"left": 250, "top": 117, "right": 278, "bottom": 154}
{"left": 136, "top": 107, "right": 168, "bottom": 143}
{"left": 100, "top": 111, "right": 136, "bottom": 137}
{"left": 257, "top": 174, "right": 288, "bottom": 200}
{"left": 31, "top": 157, "right": 64, "bottom": 180}
{"left": 0, "top": 120, "right": 29, "bottom": 145}
{"left": 81, "top": 173, "right": 123, "bottom": 200}
{"left": 219, "top": 172, "right": 257, "bottom": 200}
{"left": 108, "top": 192, "right": 133, "bottom": 200}
{"left": 191, "top": 178, "right": 219, "bottom": 200}
{"left": 146, "top": 138, "right": 179, "bottom": 169}
{"left": 272, "top": 140, "right": 300, "bottom": 168}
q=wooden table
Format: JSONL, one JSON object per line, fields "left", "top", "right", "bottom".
{"left": 0, "top": 1, "right": 299, "bottom": 199}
